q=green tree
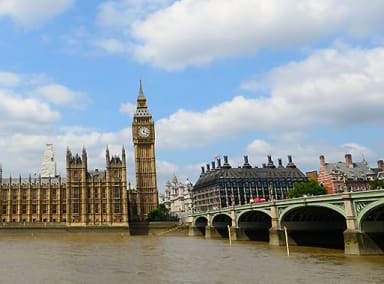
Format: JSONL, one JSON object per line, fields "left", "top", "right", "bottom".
{"left": 369, "top": 179, "right": 384, "bottom": 190}
{"left": 147, "top": 204, "right": 169, "bottom": 221}
{"left": 287, "top": 180, "right": 327, "bottom": 198}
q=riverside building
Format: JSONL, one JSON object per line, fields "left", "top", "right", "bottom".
{"left": 317, "top": 154, "right": 383, "bottom": 194}
{"left": 0, "top": 82, "right": 159, "bottom": 226}
{"left": 163, "top": 175, "right": 194, "bottom": 222}
{"left": 193, "top": 155, "right": 307, "bottom": 212}
{"left": 0, "top": 146, "right": 128, "bottom": 226}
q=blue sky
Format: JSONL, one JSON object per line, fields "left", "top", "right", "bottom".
{"left": 1, "top": 0, "right": 384, "bottom": 191}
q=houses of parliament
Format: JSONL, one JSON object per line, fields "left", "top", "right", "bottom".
{"left": 0, "top": 81, "right": 158, "bottom": 227}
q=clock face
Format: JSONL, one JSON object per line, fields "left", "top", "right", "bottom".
{"left": 138, "top": 126, "right": 150, "bottom": 138}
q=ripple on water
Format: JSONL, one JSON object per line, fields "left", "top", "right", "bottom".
{"left": 0, "top": 233, "right": 383, "bottom": 284}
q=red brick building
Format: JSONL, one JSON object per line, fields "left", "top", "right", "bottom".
{"left": 317, "top": 154, "right": 381, "bottom": 194}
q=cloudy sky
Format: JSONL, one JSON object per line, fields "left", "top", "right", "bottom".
{"left": 1, "top": 0, "right": 384, "bottom": 191}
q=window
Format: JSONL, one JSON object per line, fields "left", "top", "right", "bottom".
{"left": 113, "top": 187, "right": 120, "bottom": 199}
{"left": 114, "top": 203, "right": 120, "bottom": 214}
{"left": 73, "top": 187, "right": 80, "bottom": 199}
{"left": 51, "top": 189, "right": 56, "bottom": 200}
{"left": 73, "top": 203, "right": 79, "bottom": 214}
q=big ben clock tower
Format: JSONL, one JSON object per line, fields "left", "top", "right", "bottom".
{"left": 132, "top": 80, "right": 159, "bottom": 220}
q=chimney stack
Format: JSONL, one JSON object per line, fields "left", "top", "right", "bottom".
{"left": 267, "top": 155, "right": 275, "bottom": 168}
{"left": 222, "top": 155, "right": 231, "bottom": 169}
{"left": 201, "top": 166, "right": 205, "bottom": 174}
{"left": 378, "top": 160, "right": 384, "bottom": 170}
{"left": 217, "top": 158, "right": 222, "bottom": 168}
{"left": 320, "top": 155, "right": 325, "bottom": 166}
{"left": 345, "top": 154, "right": 353, "bottom": 168}
{"left": 287, "top": 155, "right": 296, "bottom": 168}
{"left": 243, "top": 155, "right": 252, "bottom": 168}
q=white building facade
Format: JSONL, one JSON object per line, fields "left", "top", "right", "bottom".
{"left": 163, "top": 175, "right": 193, "bottom": 223}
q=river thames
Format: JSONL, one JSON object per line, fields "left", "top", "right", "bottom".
{"left": 0, "top": 231, "right": 383, "bottom": 284}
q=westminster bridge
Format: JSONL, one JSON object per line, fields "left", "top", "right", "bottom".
{"left": 189, "top": 190, "right": 384, "bottom": 255}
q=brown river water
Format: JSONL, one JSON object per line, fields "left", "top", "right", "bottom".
{"left": 0, "top": 231, "right": 383, "bottom": 284}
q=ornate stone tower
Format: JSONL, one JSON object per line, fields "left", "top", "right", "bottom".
{"left": 132, "top": 81, "right": 159, "bottom": 220}
{"left": 66, "top": 146, "right": 88, "bottom": 225}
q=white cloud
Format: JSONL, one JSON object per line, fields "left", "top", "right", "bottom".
{"left": 0, "top": 71, "right": 21, "bottom": 87}
{"left": 120, "top": 102, "right": 136, "bottom": 117}
{"left": 92, "top": 38, "right": 129, "bottom": 54}
{"left": 246, "top": 139, "right": 272, "bottom": 155}
{"left": 34, "top": 84, "right": 90, "bottom": 108}
{"left": 96, "top": 0, "right": 173, "bottom": 29}
{"left": 0, "top": 0, "right": 74, "bottom": 28}
{"left": 0, "top": 70, "right": 91, "bottom": 136}
{"left": 0, "top": 128, "right": 133, "bottom": 177}
{"left": 0, "top": 89, "right": 60, "bottom": 134}
{"left": 156, "top": 46, "right": 384, "bottom": 149}
{"left": 126, "top": 0, "right": 384, "bottom": 69}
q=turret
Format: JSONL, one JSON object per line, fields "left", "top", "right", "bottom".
{"left": 66, "top": 147, "right": 72, "bottom": 168}
{"left": 122, "top": 146, "right": 126, "bottom": 166}
{"left": 106, "top": 146, "right": 110, "bottom": 166}
{"left": 121, "top": 146, "right": 127, "bottom": 184}
{"left": 82, "top": 146, "right": 88, "bottom": 169}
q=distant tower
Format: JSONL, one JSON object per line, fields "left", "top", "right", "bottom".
{"left": 41, "top": 144, "right": 57, "bottom": 178}
{"left": 132, "top": 80, "right": 159, "bottom": 220}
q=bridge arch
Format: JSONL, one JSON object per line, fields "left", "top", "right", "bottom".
{"left": 212, "top": 213, "right": 232, "bottom": 238}
{"left": 358, "top": 199, "right": 384, "bottom": 251}
{"left": 357, "top": 199, "right": 384, "bottom": 230}
{"left": 237, "top": 209, "right": 272, "bottom": 241}
{"left": 279, "top": 203, "right": 345, "bottom": 222}
{"left": 194, "top": 216, "right": 208, "bottom": 235}
{"left": 280, "top": 205, "right": 346, "bottom": 249}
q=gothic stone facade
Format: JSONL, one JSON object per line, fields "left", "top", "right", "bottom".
{"left": 0, "top": 147, "right": 128, "bottom": 227}
{"left": 131, "top": 81, "right": 159, "bottom": 220}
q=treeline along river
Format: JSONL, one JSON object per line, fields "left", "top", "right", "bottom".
{"left": 0, "top": 231, "right": 383, "bottom": 284}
